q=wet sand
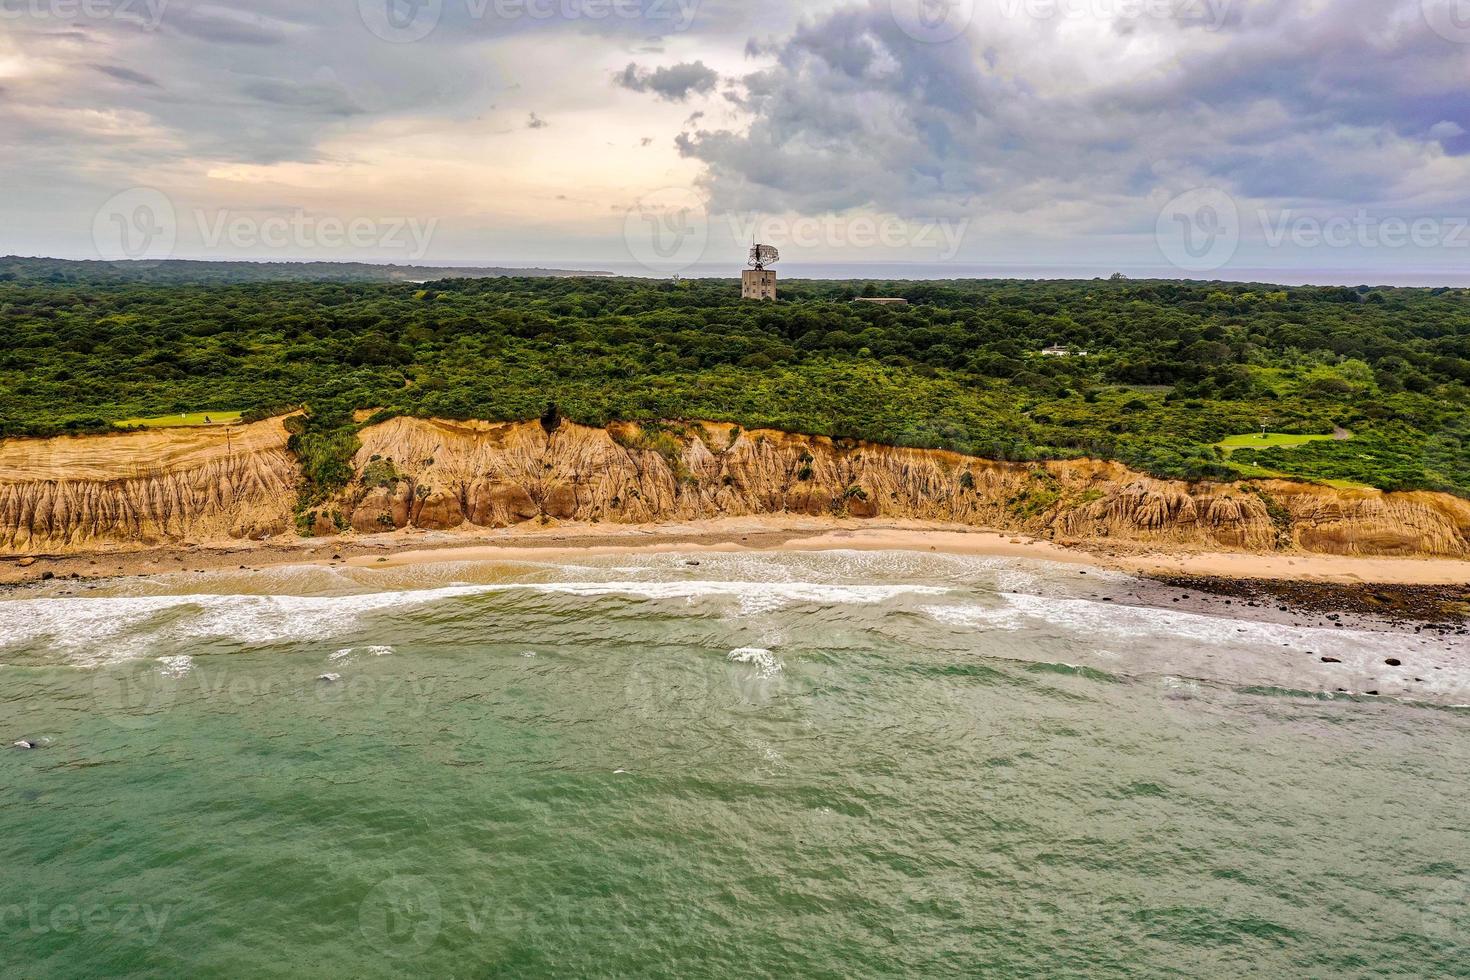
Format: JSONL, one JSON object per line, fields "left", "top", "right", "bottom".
{"left": 4, "top": 516, "right": 1469, "bottom": 586}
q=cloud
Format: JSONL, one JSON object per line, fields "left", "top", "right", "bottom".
{"left": 90, "top": 64, "right": 160, "bottom": 87}
{"left": 164, "top": 5, "right": 293, "bottom": 45}
{"left": 240, "top": 79, "right": 363, "bottom": 117}
{"left": 5, "top": 0, "right": 1470, "bottom": 268}
{"left": 674, "top": 0, "right": 1470, "bottom": 231}
{"left": 615, "top": 60, "right": 719, "bottom": 102}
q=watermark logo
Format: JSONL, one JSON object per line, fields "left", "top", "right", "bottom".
{"left": 1423, "top": 0, "right": 1470, "bottom": 44}
{"left": 727, "top": 212, "right": 969, "bottom": 261}
{"left": 0, "top": 0, "right": 169, "bottom": 29}
{"left": 1156, "top": 187, "right": 1240, "bottom": 273}
{"left": 624, "top": 649, "right": 787, "bottom": 722}
{"left": 358, "top": 0, "right": 442, "bottom": 42}
{"left": 622, "top": 186, "right": 709, "bottom": 275}
{"left": 890, "top": 0, "right": 975, "bottom": 43}
{"left": 92, "top": 659, "right": 438, "bottom": 730}
{"left": 1157, "top": 187, "right": 1470, "bottom": 273}
{"left": 1260, "top": 210, "right": 1470, "bottom": 251}
{"left": 358, "top": 0, "right": 700, "bottom": 41}
{"left": 0, "top": 900, "right": 174, "bottom": 946}
{"left": 91, "top": 189, "right": 439, "bottom": 261}
{"left": 997, "top": 0, "right": 1231, "bottom": 31}
{"left": 93, "top": 187, "right": 176, "bottom": 263}
{"left": 195, "top": 209, "right": 439, "bottom": 260}
{"left": 359, "top": 876, "right": 444, "bottom": 956}
{"left": 1423, "top": 875, "right": 1470, "bottom": 946}
{"left": 91, "top": 659, "right": 179, "bottom": 730}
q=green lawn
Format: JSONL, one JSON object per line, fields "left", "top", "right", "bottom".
{"left": 1215, "top": 432, "right": 1340, "bottom": 453}
{"left": 1215, "top": 431, "right": 1373, "bottom": 489}
{"left": 114, "top": 411, "right": 243, "bottom": 429}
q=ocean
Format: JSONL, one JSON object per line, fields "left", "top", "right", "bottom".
{"left": 2, "top": 550, "right": 1468, "bottom": 976}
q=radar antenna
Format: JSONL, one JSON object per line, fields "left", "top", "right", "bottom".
{"left": 748, "top": 243, "right": 780, "bottom": 271}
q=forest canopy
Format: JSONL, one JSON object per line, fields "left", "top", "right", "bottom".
{"left": 1, "top": 258, "right": 1467, "bottom": 502}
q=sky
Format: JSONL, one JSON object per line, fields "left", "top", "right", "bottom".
{"left": 2, "top": 0, "right": 1470, "bottom": 281}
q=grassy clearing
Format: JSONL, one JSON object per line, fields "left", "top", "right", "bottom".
{"left": 1216, "top": 432, "right": 1340, "bottom": 453}
{"left": 114, "top": 411, "right": 243, "bottom": 429}
{"left": 1222, "top": 460, "right": 1290, "bottom": 479}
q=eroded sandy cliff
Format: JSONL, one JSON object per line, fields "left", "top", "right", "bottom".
{"left": 0, "top": 417, "right": 298, "bottom": 552}
{"left": 2, "top": 414, "right": 1466, "bottom": 559}
{"left": 307, "top": 417, "right": 1470, "bottom": 559}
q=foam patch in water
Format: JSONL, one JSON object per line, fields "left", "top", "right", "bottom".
{"left": 156, "top": 655, "right": 193, "bottom": 677}
{"left": 330, "top": 645, "right": 395, "bottom": 663}
{"left": 728, "top": 647, "right": 784, "bottom": 677}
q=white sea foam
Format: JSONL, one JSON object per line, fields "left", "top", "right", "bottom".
{"left": 927, "top": 592, "right": 1470, "bottom": 698}
{"left": 156, "top": 655, "right": 193, "bottom": 677}
{"left": 531, "top": 580, "right": 950, "bottom": 614}
{"left": 0, "top": 585, "right": 492, "bottom": 666}
{"left": 0, "top": 578, "right": 950, "bottom": 667}
{"left": 926, "top": 592, "right": 1401, "bottom": 652}
{"left": 330, "top": 645, "right": 395, "bottom": 663}
{"left": 728, "top": 647, "right": 784, "bottom": 677}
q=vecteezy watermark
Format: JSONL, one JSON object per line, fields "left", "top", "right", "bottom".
{"left": 91, "top": 657, "right": 180, "bottom": 730}
{"left": 195, "top": 209, "right": 438, "bottom": 261}
{"left": 1259, "top": 210, "right": 1470, "bottom": 252}
{"left": 1422, "top": 0, "right": 1470, "bottom": 44}
{"left": 1157, "top": 187, "right": 1470, "bottom": 272}
{"left": 358, "top": 877, "right": 708, "bottom": 958}
{"left": 622, "top": 186, "right": 709, "bottom": 275}
{"left": 621, "top": 190, "right": 970, "bottom": 276}
{"left": 91, "top": 657, "right": 438, "bottom": 730}
{"left": 624, "top": 647, "right": 788, "bottom": 722}
{"left": 1, "top": 900, "right": 175, "bottom": 946}
{"left": 1423, "top": 875, "right": 1470, "bottom": 946}
{"left": 1155, "top": 187, "right": 1241, "bottom": 273}
{"left": 359, "top": 877, "right": 444, "bottom": 957}
{"left": 890, "top": 0, "right": 975, "bottom": 43}
{"left": 727, "top": 213, "right": 969, "bottom": 262}
{"left": 92, "top": 188, "right": 439, "bottom": 262}
{"left": 0, "top": 0, "right": 168, "bottom": 29}
{"left": 358, "top": 0, "right": 442, "bottom": 42}
{"left": 357, "top": 0, "right": 700, "bottom": 43}
{"left": 93, "top": 187, "right": 177, "bottom": 263}
{"left": 997, "top": 0, "right": 1231, "bottom": 30}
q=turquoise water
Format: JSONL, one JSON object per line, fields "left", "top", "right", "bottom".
{"left": 2, "top": 551, "right": 1468, "bottom": 976}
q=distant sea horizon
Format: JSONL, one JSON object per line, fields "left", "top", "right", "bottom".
{"left": 585, "top": 262, "right": 1470, "bottom": 288}
{"left": 402, "top": 259, "right": 1470, "bottom": 289}
{"left": 12, "top": 253, "right": 1470, "bottom": 288}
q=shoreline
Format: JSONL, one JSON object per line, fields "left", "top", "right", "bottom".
{"left": 4, "top": 516, "right": 1466, "bottom": 699}
{"left": 3, "top": 516, "right": 1469, "bottom": 587}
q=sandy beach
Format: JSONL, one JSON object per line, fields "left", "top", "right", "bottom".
{"left": 352, "top": 521, "right": 1470, "bottom": 587}
{"left": 3, "top": 516, "right": 1468, "bottom": 590}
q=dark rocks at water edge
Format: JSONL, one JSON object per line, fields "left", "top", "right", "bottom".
{"left": 1154, "top": 576, "right": 1470, "bottom": 630}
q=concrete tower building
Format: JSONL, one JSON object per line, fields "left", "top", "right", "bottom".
{"left": 742, "top": 243, "right": 779, "bottom": 300}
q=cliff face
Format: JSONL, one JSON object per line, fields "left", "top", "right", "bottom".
{"left": 0, "top": 417, "right": 298, "bottom": 552}
{"left": 2, "top": 414, "right": 1467, "bottom": 559}
{"left": 311, "top": 417, "right": 1470, "bottom": 559}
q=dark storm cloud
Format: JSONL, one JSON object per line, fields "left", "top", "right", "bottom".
{"left": 670, "top": 0, "right": 1470, "bottom": 223}
{"left": 240, "top": 79, "right": 364, "bottom": 117}
{"left": 91, "top": 64, "right": 160, "bottom": 86}
{"left": 163, "top": 5, "right": 293, "bottom": 45}
{"left": 615, "top": 61, "right": 719, "bottom": 101}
